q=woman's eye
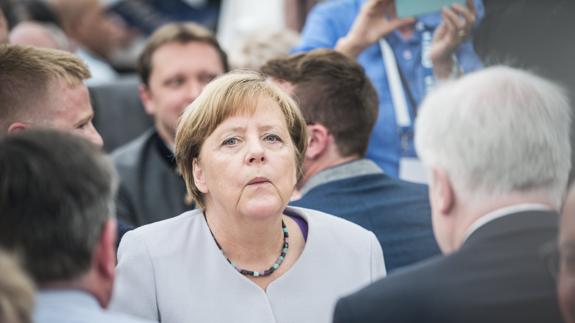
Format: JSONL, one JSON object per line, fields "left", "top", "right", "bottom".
{"left": 264, "top": 134, "right": 282, "bottom": 143}
{"left": 222, "top": 137, "right": 239, "bottom": 146}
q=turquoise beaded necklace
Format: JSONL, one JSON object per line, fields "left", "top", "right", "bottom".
{"left": 204, "top": 214, "right": 289, "bottom": 278}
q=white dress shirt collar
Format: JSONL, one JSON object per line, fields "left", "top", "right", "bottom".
{"left": 462, "top": 203, "right": 553, "bottom": 243}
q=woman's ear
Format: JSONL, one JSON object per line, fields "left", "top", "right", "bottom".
{"left": 192, "top": 158, "right": 208, "bottom": 193}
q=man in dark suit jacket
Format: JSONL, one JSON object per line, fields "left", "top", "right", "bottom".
{"left": 261, "top": 49, "right": 440, "bottom": 272}
{"left": 333, "top": 66, "right": 571, "bottom": 323}
{"left": 559, "top": 186, "right": 575, "bottom": 323}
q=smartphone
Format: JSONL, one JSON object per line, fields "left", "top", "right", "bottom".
{"left": 396, "top": 0, "right": 466, "bottom": 18}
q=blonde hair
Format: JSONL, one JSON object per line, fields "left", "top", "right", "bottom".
{"left": 0, "top": 44, "right": 90, "bottom": 131}
{"left": 0, "top": 250, "right": 34, "bottom": 323}
{"left": 175, "top": 71, "right": 307, "bottom": 208}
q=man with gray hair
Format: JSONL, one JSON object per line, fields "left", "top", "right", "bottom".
{"left": 0, "top": 130, "right": 153, "bottom": 323}
{"left": 333, "top": 66, "right": 570, "bottom": 323}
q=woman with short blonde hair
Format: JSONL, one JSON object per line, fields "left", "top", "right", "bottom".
{"left": 112, "top": 71, "right": 385, "bottom": 323}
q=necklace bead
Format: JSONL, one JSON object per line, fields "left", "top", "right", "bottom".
{"left": 205, "top": 214, "right": 289, "bottom": 278}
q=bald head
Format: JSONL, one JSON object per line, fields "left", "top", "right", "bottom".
{"left": 9, "top": 22, "right": 71, "bottom": 51}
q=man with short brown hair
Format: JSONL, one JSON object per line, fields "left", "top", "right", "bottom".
{"left": 112, "top": 22, "right": 228, "bottom": 227}
{"left": 262, "top": 49, "right": 439, "bottom": 272}
{"left": 0, "top": 44, "right": 102, "bottom": 146}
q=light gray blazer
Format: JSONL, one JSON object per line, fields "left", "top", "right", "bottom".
{"left": 110, "top": 207, "right": 386, "bottom": 323}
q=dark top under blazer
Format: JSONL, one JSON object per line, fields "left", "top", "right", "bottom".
{"left": 290, "top": 172, "right": 440, "bottom": 272}
{"left": 112, "top": 130, "right": 193, "bottom": 227}
{"left": 333, "top": 210, "right": 562, "bottom": 323}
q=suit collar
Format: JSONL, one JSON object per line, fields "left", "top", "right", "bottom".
{"left": 463, "top": 204, "right": 554, "bottom": 243}
{"left": 299, "top": 159, "right": 382, "bottom": 196}
{"left": 462, "top": 209, "right": 559, "bottom": 249}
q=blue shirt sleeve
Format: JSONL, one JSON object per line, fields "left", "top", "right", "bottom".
{"left": 291, "top": 0, "right": 361, "bottom": 53}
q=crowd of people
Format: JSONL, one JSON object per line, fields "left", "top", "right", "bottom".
{"left": 0, "top": 0, "right": 574, "bottom": 323}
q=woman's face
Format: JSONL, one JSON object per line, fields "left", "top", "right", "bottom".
{"left": 193, "top": 97, "right": 297, "bottom": 219}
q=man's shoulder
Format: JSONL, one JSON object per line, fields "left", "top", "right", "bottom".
{"left": 36, "top": 308, "right": 155, "bottom": 323}
{"left": 111, "top": 130, "right": 155, "bottom": 166}
{"left": 293, "top": 172, "right": 429, "bottom": 212}
{"left": 34, "top": 290, "right": 157, "bottom": 323}
{"left": 335, "top": 255, "right": 447, "bottom": 321}
{"left": 306, "top": 170, "right": 427, "bottom": 194}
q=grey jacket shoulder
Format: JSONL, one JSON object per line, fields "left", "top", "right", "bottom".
{"left": 111, "top": 129, "right": 155, "bottom": 169}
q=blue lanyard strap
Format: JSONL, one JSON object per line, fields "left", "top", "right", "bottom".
{"left": 379, "top": 23, "right": 435, "bottom": 129}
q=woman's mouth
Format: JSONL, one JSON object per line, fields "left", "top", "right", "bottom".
{"left": 247, "top": 177, "right": 271, "bottom": 185}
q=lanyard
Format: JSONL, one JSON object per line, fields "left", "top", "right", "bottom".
{"left": 378, "top": 23, "right": 435, "bottom": 129}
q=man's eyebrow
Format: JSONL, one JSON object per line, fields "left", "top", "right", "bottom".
{"left": 75, "top": 113, "right": 93, "bottom": 127}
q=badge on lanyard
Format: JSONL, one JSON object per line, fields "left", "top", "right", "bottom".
{"left": 379, "top": 21, "right": 433, "bottom": 183}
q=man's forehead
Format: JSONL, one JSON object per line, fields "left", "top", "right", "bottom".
{"left": 150, "top": 41, "right": 223, "bottom": 70}
{"left": 46, "top": 81, "right": 92, "bottom": 117}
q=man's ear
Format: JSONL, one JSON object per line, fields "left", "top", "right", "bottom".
{"left": 192, "top": 159, "right": 208, "bottom": 193}
{"left": 7, "top": 122, "right": 28, "bottom": 133}
{"left": 306, "top": 124, "right": 330, "bottom": 160}
{"left": 431, "top": 167, "right": 455, "bottom": 215}
{"left": 139, "top": 84, "right": 155, "bottom": 116}
{"left": 94, "top": 219, "right": 117, "bottom": 281}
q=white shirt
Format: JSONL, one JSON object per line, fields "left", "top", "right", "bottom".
{"left": 462, "top": 203, "right": 553, "bottom": 242}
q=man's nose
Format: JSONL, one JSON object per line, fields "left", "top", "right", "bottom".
{"left": 87, "top": 124, "right": 104, "bottom": 148}
{"left": 187, "top": 81, "right": 203, "bottom": 101}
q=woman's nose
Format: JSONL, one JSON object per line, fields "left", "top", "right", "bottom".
{"left": 246, "top": 140, "right": 266, "bottom": 164}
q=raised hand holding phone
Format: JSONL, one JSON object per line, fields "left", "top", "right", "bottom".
{"left": 336, "top": 0, "right": 415, "bottom": 58}
{"left": 430, "top": 0, "right": 478, "bottom": 79}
